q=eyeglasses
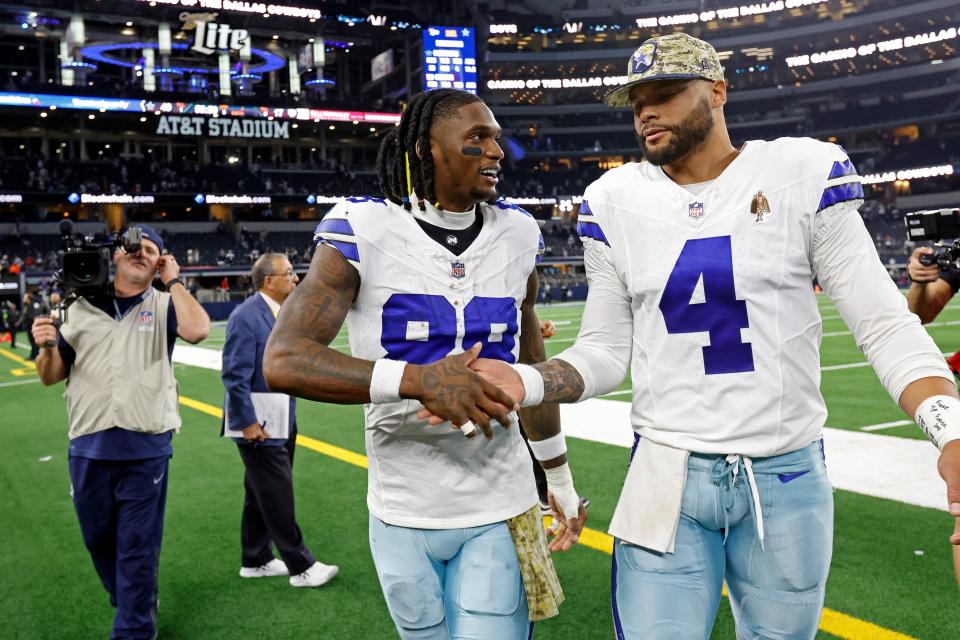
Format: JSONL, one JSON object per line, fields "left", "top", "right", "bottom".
{"left": 266, "top": 269, "right": 296, "bottom": 278}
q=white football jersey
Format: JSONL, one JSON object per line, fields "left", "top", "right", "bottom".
{"left": 561, "top": 137, "right": 949, "bottom": 457}
{"left": 314, "top": 196, "right": 542, "bottom": 529}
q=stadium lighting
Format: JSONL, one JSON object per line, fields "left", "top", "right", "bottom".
{"left": 40, "top": 112, "right": 47, "bottom": 118}
{"left": 88, "top": 114, "right": 95, "bottom": 120}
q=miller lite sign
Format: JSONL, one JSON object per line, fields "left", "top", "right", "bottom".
{"left": 186, "top": 18, "right": 249, "bottom": 56}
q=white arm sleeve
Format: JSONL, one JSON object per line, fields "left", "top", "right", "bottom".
{"left": 553, "top": 241, "right": 634, "bottom": 400}
{"left": 812, "top": 202, "right": 952, "bottom": 403}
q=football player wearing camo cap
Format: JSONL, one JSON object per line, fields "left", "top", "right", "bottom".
{"left": 467, "top": 31, "right": 960, "bottom": 639}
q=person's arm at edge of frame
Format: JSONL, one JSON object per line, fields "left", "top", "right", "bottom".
{"left": 906, "top": 247, "right": 954, "bottom": 325}
{"left": 159, "top": 253, "right": 210, "bottom": 343}
{"left": 898, "top": 378, "right": 960, "bottom": 546}
{"left": 514, "top": 270, "right": 587, "bottom": 551}
{"left": 262, "top": 245, "right": 517, "bottom": 436}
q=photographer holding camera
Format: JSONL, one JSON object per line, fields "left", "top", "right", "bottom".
{"left": 906, "top": 237, "right": 960, "bottom": 587}
{"left": 907, "top": 246, "right": 959, "bottom": 324}
{"left": 31, "top": 225, "right": 209, "bottom": 640}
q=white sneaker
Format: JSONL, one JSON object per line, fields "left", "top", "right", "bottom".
{"left": 239, "top": 558, "right": 289, "bottom": 578}
{"left": 289, "top": 561, "right": 339, "bottom": 588}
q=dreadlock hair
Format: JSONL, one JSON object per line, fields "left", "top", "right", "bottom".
{"left": 376, "top": 89, "right": 483, "bottom": 212}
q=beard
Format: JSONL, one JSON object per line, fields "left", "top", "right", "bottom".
{"left": 637, "top": 95, "right": 714, "bottom": 166}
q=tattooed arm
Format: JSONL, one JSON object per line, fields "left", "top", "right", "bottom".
{"left": 467, "top": 242, "right": 632, "bottom": 405}
{"left": 263, "top": 245, "right": 516, "bottom": 435}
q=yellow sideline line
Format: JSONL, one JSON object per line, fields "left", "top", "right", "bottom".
{"left": 177, "top": 392, "right": 914, "bottom": 640}
{"left": 0, "top": 347, "right": 33, "bottom": 366}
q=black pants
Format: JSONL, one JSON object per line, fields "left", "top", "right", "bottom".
{"left": 236, "top": 425, "right": 315, "bottom": 576}
{"left": 2, "top": 323, "right": 16, "bottom": 348}
{"left": 518, "top": 420, "right": 548, "bottom": 504}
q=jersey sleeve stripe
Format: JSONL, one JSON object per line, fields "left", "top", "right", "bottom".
{"left": 828, "top": 159, "right": 858, "bottom": 180}
{"left": 317, "top": 238, "right": 360, "bottom": 263}
{"left": 314, "top": 218, "right": 355, "bottom": 237}
{"left": 577, "top": 220, "right": 610, "bottom": 247}
{"left": 579, "top": 200, "right": 593, "bottom": 215}
{"left": 817, "top": 181, "right": 864, "bottom": 213}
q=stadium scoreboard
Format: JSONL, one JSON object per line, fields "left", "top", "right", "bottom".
{"left": 422, "top": 26, "right": 477, "bottom": 93}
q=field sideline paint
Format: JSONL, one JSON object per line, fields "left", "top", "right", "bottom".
{"left": 176, "top": 392, "right": 919, "bottom": 640}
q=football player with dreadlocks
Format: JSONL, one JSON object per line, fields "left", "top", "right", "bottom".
{"left": 263, "top": 88, "right": 587, "bottom": 639}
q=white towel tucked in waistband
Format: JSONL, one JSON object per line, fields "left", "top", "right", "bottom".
{"left": 608, "top": 437, "right": 689, "bottom": 554}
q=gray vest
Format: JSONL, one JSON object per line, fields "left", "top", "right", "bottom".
{"left": 60, "top": 289, "right": 181, "bottom": 440}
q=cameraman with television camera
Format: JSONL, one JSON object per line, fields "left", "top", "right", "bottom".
{"left": 904, "top": 207, "right": 960, "bottom": 587}
{"left": 907, "top": 250, "right": 959, "bottom": 325}
{"left": 30, "top": 224, "right": 209, "bottom": 640}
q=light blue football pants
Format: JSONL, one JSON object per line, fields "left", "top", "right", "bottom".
{"left": 369, "top": 514, "right": 533, "bottom": 640}
{"left": 612, "top": 440, "right": 833, "bottom": 640}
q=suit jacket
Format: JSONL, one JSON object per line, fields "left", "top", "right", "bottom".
{"left": 221, "top": 293, "right": 296, "bottom": 445}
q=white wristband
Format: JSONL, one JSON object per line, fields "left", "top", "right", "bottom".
{"left": 511, "top": 363, "right": 545, "bottom": 407}
{"left": 528, "top": 432, "right": 567, "bottom": 461}
{"left": 369, "top": 358, "right": 407, "bottom": 404}
{"left": 914, "top": 395, "right": 960, "bottom": 451}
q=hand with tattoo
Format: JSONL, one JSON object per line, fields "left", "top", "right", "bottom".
{"left": 403, "top": 342, "right": 518, "bottom": 439}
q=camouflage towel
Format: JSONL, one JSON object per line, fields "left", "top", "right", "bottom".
{"left": 507, "top": 505, "right": 565, "bottom": 621}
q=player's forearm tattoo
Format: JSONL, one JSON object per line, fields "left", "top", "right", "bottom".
{"left": 263, "top": 247, "right": 373, "bottom": 403}
{"left": 533, "top": 359, "right": 585, "bottom": 403}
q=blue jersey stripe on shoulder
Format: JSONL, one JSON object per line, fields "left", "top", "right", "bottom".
{"left": 577, "top": 221, "right": 610, "bottom": 247}
{"left": 314, "top": 217, "right": 355, "bottom": 237}
{"left": 318, "top": 239, "right": 360, "bottom": 263}
{"left": 817, "top": 181, "right": 864, "bottom": 212}
{"left": 828, "top": 159, "right": 858, "bottom": 180}
{"left": 495, "top": 199, "right": 532, "bottom": 217}
{"left": 579, "top": 200, "right": 593, "bottom": 215}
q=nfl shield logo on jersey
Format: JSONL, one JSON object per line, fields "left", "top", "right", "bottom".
{"left": 450, "top": 261, "right": 466, "bottom": 279}
{"left": 688, "top": 202, "right": 704, "bottom": 219}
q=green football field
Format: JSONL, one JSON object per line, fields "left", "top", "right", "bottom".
{"left": 1, "top": 295, "right": 959, "bottom": 639}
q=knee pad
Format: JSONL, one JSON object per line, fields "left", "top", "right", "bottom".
{"left": 382, "top": 571, "right": 446, "bottom": 631}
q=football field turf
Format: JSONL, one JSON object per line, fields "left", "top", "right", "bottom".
{"left": 1, "top": 294, "right": 959, "bottom": 639}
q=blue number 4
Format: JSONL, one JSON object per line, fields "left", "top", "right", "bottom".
{"left": 658, "top": 236, "right": 754, "bottom": 375}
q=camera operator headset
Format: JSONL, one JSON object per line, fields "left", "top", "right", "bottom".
{"left": 30, "top": 224, "right": 210, "bottom": 640}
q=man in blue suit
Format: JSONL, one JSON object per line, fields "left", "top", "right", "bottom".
{"left": 222, "top": 253, "right": 338, "bottom": 588}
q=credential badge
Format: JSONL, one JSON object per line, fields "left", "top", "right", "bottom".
{"left": 137, "top": 310, "right": 155, "bottom": 332}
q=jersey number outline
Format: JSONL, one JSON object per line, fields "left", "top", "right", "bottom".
{"left": 658, "top": 236, "right": 755, "bottom": 375}
{"left": 381, "top": 294, "right": 518, "bottom": 365}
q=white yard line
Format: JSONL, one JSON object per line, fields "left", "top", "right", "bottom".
{"left": 860, "top": 420, "right": 914, "bottom": 432}
{"left": 0, "top": 378, "right": 42, "bottom": 389}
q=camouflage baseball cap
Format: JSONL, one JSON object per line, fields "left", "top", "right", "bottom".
{"left": 603, "top": 33, "right": 724, "bottom": 108}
